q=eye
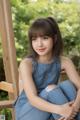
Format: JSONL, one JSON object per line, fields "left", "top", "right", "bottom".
{"left": 32, "top": 37, "right": 37, "bottom": 41}
{"left": 43, "top": 36, "right": 49, "bottom": 40}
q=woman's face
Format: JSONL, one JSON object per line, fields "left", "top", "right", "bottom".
{"left": 32, "top": 35, "right": 54, "bottom": 57}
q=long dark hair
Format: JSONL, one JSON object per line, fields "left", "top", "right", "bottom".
{"left": 28, "top": 17, "right": 63, "bottom": 58}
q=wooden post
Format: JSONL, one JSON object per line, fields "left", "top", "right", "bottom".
{"left": 0, "top": 0, "right": 19, "bottom": 100}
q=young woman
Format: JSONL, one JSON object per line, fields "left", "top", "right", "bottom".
{"left": 14, "top": 17, "right": 80, "bottom": 120}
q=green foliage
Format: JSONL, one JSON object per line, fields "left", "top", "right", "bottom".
{"left": 0, "top": 1, "right": 80, "bottom": 119}
{"left": 0, "top": 108, "right": 12, "bottom": 120}
{"left": 0, "top": 0, "right": 80, "bottom": 62}
{"left": 10, "top": 0, "right": 80, "bottom": 61}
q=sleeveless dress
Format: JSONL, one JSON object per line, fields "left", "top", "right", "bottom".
{"left": 14, "top": 58, "right": 61, "bottom": 120}
{"left": 14, "top": 56, "right": 80, "bottom": 120}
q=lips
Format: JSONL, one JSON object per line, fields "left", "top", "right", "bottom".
{"left": 38, "top": 48, "right": 46, "bottom": 52}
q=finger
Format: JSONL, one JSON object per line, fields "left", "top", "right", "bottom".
{"left": 69, "top": 101, "right": 74, "bottom": 106}
{"left": 58, "top": 116, "right": 65, "bottom": 120}
{"left": 70, "top": 113, "right": 76, "bottom": 118}
{"left": 72, "top": 111, "right": 78, "bottom": 116}
{"left": 70, "top": 117, "right": 75, "bottom": 120}
{"left": 69, "top": 113, "right": 76, "bottom": 120}
{"left": 74, "top": 109, "right": 79, "bottom": 113}
{"left": 71, "top": 116, "right": 75, "bottom": 119}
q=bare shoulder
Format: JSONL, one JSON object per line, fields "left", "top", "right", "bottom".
{"left": 19, "top": 57, "right": 33, "bottom": 73}
{"left": 60, "top": 56, "right": 74, "bottom": 70}
{"left": 20, "top": 57, "right": 32, "bottom": 65}
{"left": 60, "top": 56, "right": 72, "bottom": 63}
{"left": 60, "top": 56, "right": 80, "bottom": 89}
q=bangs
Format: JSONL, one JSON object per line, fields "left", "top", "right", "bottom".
{"left": 28, "top": 17, "right": 63, "bottom": 58}
{"left": 29, "top": 28, "right": 50, "bottom": 39}
{"left": 28, "top": 19, "right": 55, "bottom": 40}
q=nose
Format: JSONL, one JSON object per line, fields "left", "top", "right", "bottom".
{"left": 37, "top": 37, "right": 43, "bottom": 47}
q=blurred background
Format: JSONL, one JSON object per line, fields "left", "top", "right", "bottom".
{"left": 0, "top": 0, "right": 80, "bottom": 72}
{"left": 0, "top": 0, "right": 80, "bottom": 119}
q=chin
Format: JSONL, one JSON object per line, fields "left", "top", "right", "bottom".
{"left": 37, "top": 52, "right": 48, "bottom": 56}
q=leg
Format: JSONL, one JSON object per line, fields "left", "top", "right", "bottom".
{"left": 58, "top": 80, "right": 77, "bottom": 101}
{"left": 44, "top": 86, "right": 69, "bottom": 120}
{"left": 58, "top": 80, "right": 80, "bottom": 120}
{"left": 14, "top": 90, "right": 51, "bottom": 120}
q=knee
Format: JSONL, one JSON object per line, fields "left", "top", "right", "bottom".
{"left": 45, "top": 84, "right": 57, "bottom": 92}
{"left": 58, "top": 80, "right": 77, "bottom": 100}
{"left": 59, "top": 80, "right": 76, "bottom": 89}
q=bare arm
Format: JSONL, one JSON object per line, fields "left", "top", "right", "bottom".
{"left": 61, "top": 57, "right": 80, "bottom": 108}
{"left": 19, "top": 58, "right": 60, "bottom": 114}
{"left": 19, "top": 58, "right": 72, "bottom": 118}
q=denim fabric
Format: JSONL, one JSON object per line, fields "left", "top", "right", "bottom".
{"left": 14, "top": 57, "right": 80, "bottom": 120}
{"left": 32, "top": 57, "right": 61, "bottom": 93}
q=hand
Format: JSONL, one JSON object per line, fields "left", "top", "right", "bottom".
{"left": 58, "top": 116, "right": 67, "bottom": 120}
{"left": 58, "top": 116, "right": 75, "bottom": 120}
{"left": 58, "top": 102, "right": 74, "bottom": 119}
{"left": 69, "top": 101, "right": 79, "bottom": 120}
{"left": 58, "top": 116, "right": 65, "bottom": 120}
{"left": 73, "top": 102, "right": 80, "bottom": 112}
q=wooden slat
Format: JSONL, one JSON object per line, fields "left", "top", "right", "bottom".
{"left": 0, "top": 81, "right": 14, "bottom": 93}
{"left": 0, "top": 100, "right": 14, "bottom": 108}
{"left": 0, "top": 0, "right": 19, "bottom": 100}
{"left": 0, "top": 1, "right": 18, "bottom": 119}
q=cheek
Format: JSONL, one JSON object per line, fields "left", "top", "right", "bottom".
{"left": 46, "top": 40, "right": 54, "bottom": 49}
{"left": 32, "top": 42, "right": 36, "bottom": 49}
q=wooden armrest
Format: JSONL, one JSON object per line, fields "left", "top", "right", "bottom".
{"left": 0, "top": 81, "right": 14, "bottom": 93}
{"left": 0, "top": 100, "right": 14, "bottom": 108}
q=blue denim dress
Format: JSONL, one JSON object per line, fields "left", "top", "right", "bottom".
{"left": 14, "top": 57, "right": 80, "bottom": 120}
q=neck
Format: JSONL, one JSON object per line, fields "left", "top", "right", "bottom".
{"left": 37, "top": 53, "right": 53, "bottom": 64}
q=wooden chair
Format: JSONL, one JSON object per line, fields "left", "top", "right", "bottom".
{"left": 0, "top": 0, "right": 18, "bottom": 119}
{"left": 0, "top": 1, "right": 80, "bottom": 120}
{"left": 0, "top": 81, "right": 15, "bottom": 109}
{"left": 0, "top": 81, "right": 16, "bottom": 120}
